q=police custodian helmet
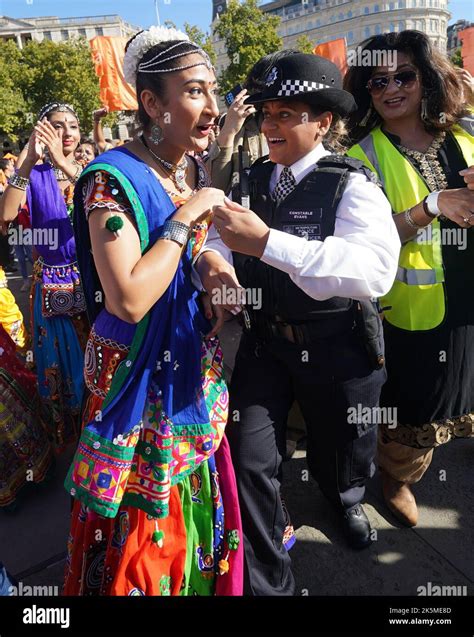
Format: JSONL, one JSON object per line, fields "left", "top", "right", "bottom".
{"left": 247, "top": 53, "right": 356, "bottom": 117}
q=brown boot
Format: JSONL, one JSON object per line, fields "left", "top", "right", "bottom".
{"left": 381, "top": 470, "right": 418, "bottom": 527}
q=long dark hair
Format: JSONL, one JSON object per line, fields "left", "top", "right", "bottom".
{"left": 125, "top": 36, "right": 211, "bottom": 129}
{"left": 343, "top": 30, "right": 468, "bottom": 143}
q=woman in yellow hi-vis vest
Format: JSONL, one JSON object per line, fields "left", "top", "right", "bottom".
{"left": 344, "top": 30, "right": 474, "bottom": 527}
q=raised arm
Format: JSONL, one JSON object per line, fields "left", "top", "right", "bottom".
{"left": 92, "top": 108, "right": 110, "bottom": 154}
{"left": 209, "top": 91, "right": 255, "bottom": 192}
{"left": 0, "top": 131, "right": 42, "bottom": 223}
{"left": 15, "top": 143, "right": 30, "bottom": 171}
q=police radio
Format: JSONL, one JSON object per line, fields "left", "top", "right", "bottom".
{"left": 237, "top": 145, "right": 252, "bottom": 332}
{"left": 237, "top": 145, "right": 250, "bottom": 208}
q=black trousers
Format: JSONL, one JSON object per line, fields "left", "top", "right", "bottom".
{"left": 226, "top": 327, "right": 386, "bottom": 596}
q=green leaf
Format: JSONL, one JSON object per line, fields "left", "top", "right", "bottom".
{"left": 296, "top": 34, "right": 315, "bottom": 54}
{"left": 0, "top": 38, "right": 120, "bottom": 141}
{"left": 213, "top": 0, "right": 283, "bottom": 94}
{"left": 184, "top": 22, "right": 217, "bottom": 66}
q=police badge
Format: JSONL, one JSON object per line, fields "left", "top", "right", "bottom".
{"left": 265, "top": 66, "right": 278, "bottom": 86}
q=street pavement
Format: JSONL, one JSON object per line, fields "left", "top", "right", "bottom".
{"left": 1, "top": 266, "right": 473, "bottom": 597}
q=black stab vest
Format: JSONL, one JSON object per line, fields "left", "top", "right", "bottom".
{"left": 233, "top": 154, "right": 376, "bottom": 322}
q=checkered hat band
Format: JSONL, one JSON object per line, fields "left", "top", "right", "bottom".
{"left": 277, "top": 79, "right": 332, "bottom": 97}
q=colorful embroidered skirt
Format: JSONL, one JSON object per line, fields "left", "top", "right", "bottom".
{"left": 31, "top": 281, "right": 88, "bottom": 450}
{"left": 0, "top": 327, "right": 53, "bottom": 507}
{"left": 0, "top": 267, "right": 26, "bottom": 350}
{"left": 64, "top": 330, "right": 243, "bottom": 596}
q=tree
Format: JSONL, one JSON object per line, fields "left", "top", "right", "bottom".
{"left": 0, "top": 41, "right": 27, "bottom": 140}
{"left": 450, "top": 48, "right": 463, "bottom": 68}
{"left": 184, "top": 22, "right": 217, "bottom": 66}
{"left": 0, "top": 38, "right": 119, "bottom": 141}
{"left": 214, "top": 0, "right": 282, "bottom": 94}
{"left": 17, "top": 39, "right": 108, "bottom": 131}
{"left": 296, "top": 34, "right": 315, "bottom": 54}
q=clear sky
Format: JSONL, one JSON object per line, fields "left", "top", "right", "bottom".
{"left": 2, "top": 0, "right": 473, "bottom": 32}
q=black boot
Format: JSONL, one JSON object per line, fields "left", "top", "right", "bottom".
{"left": 342, "top": 504, "right": 373, "bottom": 550}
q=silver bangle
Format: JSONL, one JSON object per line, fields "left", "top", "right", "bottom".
{"left": 159, "top": 219, "right": 190, "bottom": 248}
{"left": 404, "top": 208, "right": 425, "bottom": 230}
{"left": 8, "top": 174, "right": 30, "bottom": 191}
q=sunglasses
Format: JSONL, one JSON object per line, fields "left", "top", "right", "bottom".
{"left": 366, "top": 70, "right": 418, "bottom": 95}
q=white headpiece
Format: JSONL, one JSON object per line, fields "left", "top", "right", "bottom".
{"left": 123, "top": 25, "right": 212, "bottom": 87}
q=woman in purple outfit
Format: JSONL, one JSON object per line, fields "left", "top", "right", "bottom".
{"left": 0, "top": 103, "right": 89, "bottom": 450}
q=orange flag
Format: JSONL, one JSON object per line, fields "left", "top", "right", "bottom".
{"left": 313, "top": 38, "right": 348, "bottom": 76}
{"left": 459, "top": 27, "right": 474, "bottom": 75}
{"left": 90, "top": 36, "right": 138, "bottom": 111}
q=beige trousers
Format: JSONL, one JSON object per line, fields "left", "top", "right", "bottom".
{"left": 378, "top": 435, "right": 434, "bottom": 484}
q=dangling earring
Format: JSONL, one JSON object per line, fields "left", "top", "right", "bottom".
{"left": 360, "top": 104, "right": 373, "bottom": 127}
{"left": 150, "top": 122, "right": 163, "bottom": 145}
{"left": 420, "top": 96, "right": 429, "bottom": 122}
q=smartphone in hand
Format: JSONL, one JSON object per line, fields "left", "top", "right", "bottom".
{"left": 224, "top": 83, "right": 244, "bottom": 107}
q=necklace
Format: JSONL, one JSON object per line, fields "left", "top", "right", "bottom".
{"left": 140, "top": 134, "right": 188, "bottom": 193}
{"left": 45, "top": 151, "right": 81, "bottom": 182}
{"left": 399, "top": 131, "right": 448, "bottom": 191}
{"left": 53, "top": 166, "right": 68, "bottom": 181}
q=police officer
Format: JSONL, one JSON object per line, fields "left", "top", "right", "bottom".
{"left": 196, "top": 53, "right": 401, "bottom": 595}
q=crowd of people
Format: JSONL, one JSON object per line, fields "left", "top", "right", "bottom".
{"left": 0, "top": 24, "right": 473, "bottom": 596}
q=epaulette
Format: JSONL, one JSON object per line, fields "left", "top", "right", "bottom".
{"left": 318, "top": 154, "right": 381, "bottom": 186}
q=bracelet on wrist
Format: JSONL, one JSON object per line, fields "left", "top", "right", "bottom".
{"left": 68, "top": 165, "right": 83, "bottom": 185}
{"left": 423, "top": 191, "right": 442, "bottom": 218}
{"left": 158, "top": 219, "right": 191, "bottom": 248}
{"left": 404, "top": 207, "right": 426, "bottom": 230}
{"left": 8, "top": 174, "right": 30, "bottom": 191}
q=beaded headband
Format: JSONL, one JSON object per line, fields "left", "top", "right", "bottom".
{"left": 123, "top": 25, "right": 213, "bottom": 86}
{"left": 138, "top": 41, "right": 212, "bottom": 75}
{"left": 38, "top": 102, "right": 79, "bottom": 123}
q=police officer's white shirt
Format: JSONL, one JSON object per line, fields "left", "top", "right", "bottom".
{"left": 196, "top": 142, "right": 401, "bottom": 301}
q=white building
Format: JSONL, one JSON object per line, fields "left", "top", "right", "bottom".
{"left": 0, "top": 14, "right": 138, "bottom": 48}
{"left": 212, "top": 0, "right": 451, "bottom": 78}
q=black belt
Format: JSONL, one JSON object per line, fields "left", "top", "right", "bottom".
{"left": 241, "top": 309, "right": 355, "bottom": 344}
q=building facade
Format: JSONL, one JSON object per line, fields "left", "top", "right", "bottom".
{"left": 447, "top": 19, "right": 474, "bottom": 55}
{"left": 212, "top": 0, "right": 451, "bottom": 77}
{"left": 0, "top": 14, "right": 138, "bottom": 48}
